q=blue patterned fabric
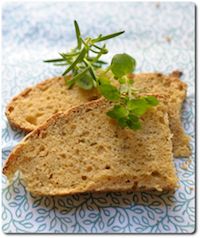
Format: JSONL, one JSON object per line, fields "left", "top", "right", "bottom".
{"left": 2, "top": 2, "right": 195, "bottom": 233}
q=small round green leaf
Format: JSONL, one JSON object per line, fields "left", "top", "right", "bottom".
{"left": 99, "top": 84, "right": 120, "bottom": 101}
{"left": 111, "top": 53, "right": 136, "bottom": 77}
{"left": 107, "top": 105, "right": 128, "bottom": 119}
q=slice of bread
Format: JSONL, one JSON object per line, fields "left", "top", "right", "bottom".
{"left": 3, "top": 98, "right": 178, "bottom": 196}
{"left": 6, "top": 76, "right": 100, "bottom": 132}
{"left": 5, "top": 71, "right": 190, "bottom": 157}
{"left": 132, "top": 71, "right": 190, "bottom": 157}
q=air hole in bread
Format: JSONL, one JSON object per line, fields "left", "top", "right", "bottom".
{"left": 159, "top": 117, "right": 165, "bottom": 124}
{"left": 8, "top": 106, "right": 14, "bottom": 113}
{"left": 39, "top": 145, "right": 45, "bottom": 152}
{"left": 90, "top": 142, "right": 97, "bottom": 146}
{"left": 60, "top": 153, "right": 66, "bottom": 158}
{"left": 85, "top": 108, "right": 92, "bottom": 112}
{"left": 70, "top": 124, "right": 76, "bottom": 130}
{"left": 81, "top": 175, "right": 87, "bottom": 180}
{"left": 98, "top": 145, "right": 106, "bottom": 153}
{"left": 25, "top": 115, "right": 37, "bottom": 125}
{"left": 88, "top": 96, "right": 99, "bottom": 101}
{"left": 86, "top": 166, "right": 92, "bottom": 172}
{"left": 36, "top": 112, "right": 44, "bottom": 117}
{"left": 61, "top": 131, "right": 66, "bottom": 136}
{"left": 125, "top": 180, "right": 130, "bottom": 183}
{"left": 151, "top": 171, "right": 161, "bottom": 177}
{"left": 105, "top": 165, "right": 111, "bottom": 170}
{"left": 78, "top": 138, "right": 85, "bottom": 143}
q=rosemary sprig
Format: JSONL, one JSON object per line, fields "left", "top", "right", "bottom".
{"left": 44, "top": 21, "right": 159, "bottom": 130}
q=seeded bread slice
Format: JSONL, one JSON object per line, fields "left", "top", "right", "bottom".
{"left": 5, "top": 71, "right": 190, "bottom": 157}
{"left": 3, "top": 98, "right": 178, "bottom": 196}
{"left": 133, "top": 71, "right": 190, "bottom": 157}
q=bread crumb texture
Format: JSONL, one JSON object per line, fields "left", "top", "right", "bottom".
{"left": 3, "top": 98, "right": 178, "bottom": 196}
{"left": 6, "top": 72, "right": 190, "bottom": 157}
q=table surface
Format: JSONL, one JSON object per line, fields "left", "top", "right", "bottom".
{"left": 2, "top": 2, "right": 195, "bottom": 233}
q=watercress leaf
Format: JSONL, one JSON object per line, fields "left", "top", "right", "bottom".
{"left": 118, "top": 117, "right": 128, "bottom": 128}
{"left": 98, "top": 77, "right": 111, "bottom": 85}
{"left": 107, "top": 105, "right": 128, "bottom": 119}
{"left": 126, "top": 116, "right": 141, "bottom": 130}
{"left": 119, "top": 77, "right": 126, "bottom": 84}
{"left": 145, "top": 96, "right": 159, "bottom": 106}
{"left": 128, "top": 78, "right": 134, "bottom": 85}
{"left": 128, "top": 113, "right": 139, "bottom": 122}
{"left": 99, "top": 84, "right": 120, "bottom": 101}
{"left": 111, "top": 53, "right": 136, "bottom": 77}
{"left": 127, "top": 98, "right": 150, "bottom": 116}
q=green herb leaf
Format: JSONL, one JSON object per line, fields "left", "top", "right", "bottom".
{"left": 65, "top": 77, "right": 75, "bottom": 89}
{"left": 76, "top": 72, "right": 94, "bottom": 90}
{"left": 107, "top": 105, "right": 128, "bottom": 119}
{"left": 44, "top": 58, "right": 65, "bottom": 63}
{"left": 44, "top": 21, "right": 159, "bottom": 132}
{"left": 62, "top": 48, "right": 86, "bottom": 76}
{"left": 119, "top": 77, "right": 126, "bottom": 84}
{"left": 74, "top": 20, "right": 82, "bottom": 49}
{"left": 111, "top": 53, "right": 136, "bottom": 78}
{"left": 127, "top": 98, "right": 150, "bottom": 116}
{"left": 126, "top": 114, "right": 141, "bottom": 130}
{"left": 99, "top": 84, "right": 120, "bottom": 101}
{"left": 93, "top": 31, "right": 125, "bottom": 43}
{"left": 145, "top": 96, "right": 159, "bottom": 106}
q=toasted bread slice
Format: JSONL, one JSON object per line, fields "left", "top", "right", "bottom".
{"left": 5, "top": 71, "right": 190, "bottom": 157}
{"left": 133, "top": 71, "right": 190, "bottom": 157}
{"left": 3, "top": 98, "right": 178, "bottom": 195}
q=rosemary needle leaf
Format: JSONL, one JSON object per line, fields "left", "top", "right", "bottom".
{"left": 62, "top": 48, "right": 86, "bottom": 76}
{"left": 43, "top": 58, "right": 65, "bottom": 63}
{"left": 93, "top": 31, "right": 125, "bottom": 43}
{"left": 73, "top": 67, "right": 89, "bottom": 81}
{"left": 74, "top": 20, "right": 82, "bottom": 49}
